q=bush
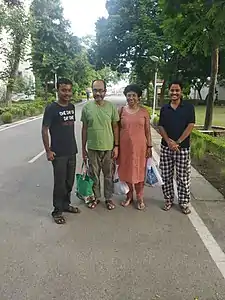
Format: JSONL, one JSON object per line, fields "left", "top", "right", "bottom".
{"left": 191, "top": 130, "right": 225, "bottom": 161}
{"left": 1, "top": 112, "right": 13, "bottom": 124}
{"left": 153, "top": 115, "right": 159, "bottom": 126}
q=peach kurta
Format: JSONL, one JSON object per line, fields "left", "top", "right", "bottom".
{"left": 118, "top": 107, "right": 148, "bottom": 184}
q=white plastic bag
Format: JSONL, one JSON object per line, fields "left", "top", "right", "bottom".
{"left": 113, "top": 165, "right": 130, "bottom": 195}
{"left": 145, "top": 158, "right": 164, "bottom": 187}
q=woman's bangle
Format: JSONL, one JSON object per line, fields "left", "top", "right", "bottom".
{"left": 147, "top": 145, "right": 153, "bottom": 148}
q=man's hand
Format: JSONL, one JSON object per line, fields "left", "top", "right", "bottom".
{"left": 146, "top": 147, "right": 152, "bottom": 158}
{"left": 112, "top": 146, "right": 119, "bottom": 160}
{"left": 46, "top": 150, "right": 55, "bottom": 161}
{"left": 82, "top": 148, "right": 88, "bottom": 162}
{"left": 167, "top": 139, "right": 180, "bottom": 152}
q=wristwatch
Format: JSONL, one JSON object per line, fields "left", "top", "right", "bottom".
{"left": 176, "top": 140, "right": 182, "bottom": 145}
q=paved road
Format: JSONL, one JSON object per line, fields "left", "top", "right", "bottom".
{"left": 1, "top": 96, "right": 225, "bottom": 299}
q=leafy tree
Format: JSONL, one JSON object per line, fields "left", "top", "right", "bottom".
{"left": 95, "top": 0, "right": 175, "bottom": 104}
{"left": 160, "top": 0, "right": 225, "bottom": 129}
{"left": 0, "top": 2, "right": 29, "bottom": 103}
{"left": 30, "top": 0, "right": 80, "bottom": 94}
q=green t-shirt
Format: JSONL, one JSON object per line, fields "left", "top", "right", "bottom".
{"left": 81, "top": 100, "right": 119, "bottom": 151}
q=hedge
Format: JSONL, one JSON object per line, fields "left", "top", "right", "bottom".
{"left": 191, "top": 130, "right": 225, "bottom": 161}
{"left": 0, "top": 96, "right": 82, "bottom": 124}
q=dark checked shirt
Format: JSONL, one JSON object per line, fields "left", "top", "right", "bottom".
{"left": 42, "top": 102, "right": 78, "bottom": 156}
{"left": 158, "top": 101, "right": 195, "bottom": 148}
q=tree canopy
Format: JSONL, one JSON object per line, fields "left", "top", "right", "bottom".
{"left": 95, "top": 0, "right": 225, "bottom": 129}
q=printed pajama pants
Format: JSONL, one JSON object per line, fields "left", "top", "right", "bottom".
{"left": 159, "top": 145, "right": 191, "bottom": 205}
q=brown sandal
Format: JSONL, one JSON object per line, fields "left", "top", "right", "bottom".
{"left": 137, "top": 199, "right": 146, "bottom": 210}
{"left": 121, "top": 198, "right": 133, "bottom": 207}
{"left": 163, "top": 200, "right": 173, "bottom": 211}
{"left": 105, "top": 200, "right": 116, "bottom": 210}
{"left": 64, "top": 205, "right": 81, "bottom": 213}
{"left": 88, "top": 199, "right": 100, "bottom": 209}
{"left": 52, "top": 213, "right": 66, "bottom": 224}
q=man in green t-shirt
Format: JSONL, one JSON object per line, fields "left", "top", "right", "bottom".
{"left": 81, "top": 79, "right": 119, "bottom": 210}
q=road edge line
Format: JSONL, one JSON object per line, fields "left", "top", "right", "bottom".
{"left": 152, "top": 148, "right": 225, "bottom": 281}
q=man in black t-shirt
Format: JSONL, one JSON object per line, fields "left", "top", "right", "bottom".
{"left": 42, "top": 78, "right": 80, "bottom": 224}
{"left": 158, "top": 80, "right": 195, "bottom": 215}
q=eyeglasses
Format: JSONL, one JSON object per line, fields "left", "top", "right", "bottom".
{"left": 93, "top": 89, "right": 105, "bottom": 93}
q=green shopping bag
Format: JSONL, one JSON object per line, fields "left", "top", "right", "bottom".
{"left": 76, "top": 162, "right": 94, "bottom": 202}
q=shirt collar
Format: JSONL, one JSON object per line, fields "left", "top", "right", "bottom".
{"left": 168, "top": 99, "right": 184, "bottom": 108}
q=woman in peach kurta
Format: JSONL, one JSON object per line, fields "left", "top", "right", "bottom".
{"left": 118, "top": 84, "right": 152, "bottom": 210}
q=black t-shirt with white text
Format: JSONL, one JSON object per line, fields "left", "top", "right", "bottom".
{"left": 42, "top": 102, "right": 78, "bottom": 156}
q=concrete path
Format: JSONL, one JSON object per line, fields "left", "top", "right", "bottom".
{"left": 1, "top": 97, "right": 225, "bottom": 299}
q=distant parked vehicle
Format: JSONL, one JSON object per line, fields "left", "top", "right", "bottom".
{"left": 11, "top": 93, "right": 35, "bottom": 102}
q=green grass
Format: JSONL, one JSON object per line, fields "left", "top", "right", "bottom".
{"left": 194, "top": 106, "right": 225, "bottom": 127}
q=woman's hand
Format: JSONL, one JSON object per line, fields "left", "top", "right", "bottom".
{"left": 146, "top": 147, "right": 152, "bottom": 158}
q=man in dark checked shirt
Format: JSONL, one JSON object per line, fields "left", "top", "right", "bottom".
{"left": 158, "top": 80, "right": 195, "bottom": 214}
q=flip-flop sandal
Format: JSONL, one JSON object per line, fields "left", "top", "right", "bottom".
{"left": 121, "top": 198, "right": 133, "bottom": 207}
{"left": 52, "top": 214, "right": 66, "bottom": 224}
{"left": 105, "top": 200, "right": 116, "bottom": 210}
{"left": 64, "top": 206, "right": 81, "bottom": 213}
{"left": 180, "top": 205, "right": 191, "bottom": 215}
{"left": 88, "top": 199, "right": 100, "bottom": 209}
{"left": 163, "top": 200, "right": 173, "bottom": 211}
{"left": 137, "top": 200, "right": 146, "bottom": 210}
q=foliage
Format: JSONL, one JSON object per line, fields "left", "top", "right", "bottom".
{"left": 30, "top": 0, "right": 79, "bottom": 86}
{"left": 95, "top": 0, "right": 164, "bottom": 86}
{"left": 160, "top": 0, "right": 225, "bottom": 129}
{"left": 143, "top": 105, "right": 152, "bottom": 117}
{"left": 0, "top": 1, "right": 30, "bottom": 103}
{"left": 1, "top": 111, "right": 13, "bottom": 123}
{"left": 191, "top": 129, "right": 225, "bottom": 162}
{"left": 30, "top": 1, "right": 120, "bottom": 95}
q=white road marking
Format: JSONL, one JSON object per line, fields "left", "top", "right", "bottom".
{"left": 152, "top": 148, "right": 225, "bottom": 280}
{"left": 28, "top": 150, "right": 45, "bottom": 163}
{"left": 26, "top": 101, "right": 87, "bottom": 164}
{"left": 0, "top": 100, "right": 87, "bottom": 133}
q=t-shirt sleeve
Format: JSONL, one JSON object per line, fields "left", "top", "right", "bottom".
{"left": 80, "top": 106, "right": 87, "bottom": 124}
{"left": 42, "top": 104, "right": 53, "bottom": 128}
{"left": 158, "top": 107, "right": 165, "bottom": 127}
{"left": 112, "top": 104, "right": 120, "bottom": 122}
{"left": 188, "top": 104, "right": 195, "bottom": 124}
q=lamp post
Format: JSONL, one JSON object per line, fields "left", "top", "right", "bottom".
{"left": 150, "top": 55, "right": 159, "bottom": 120}
{"left": 54, "top": 66, "right": 59, "bottom": 101}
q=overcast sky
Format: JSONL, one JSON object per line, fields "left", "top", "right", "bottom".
{"left": 62, "top": 0, "right": 108, "bottom": 37}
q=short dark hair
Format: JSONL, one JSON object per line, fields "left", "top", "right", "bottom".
{"left": 123, "top": 84, "right": 142, "bottom": 97}
{"left": 92, "top": 79, "right": 107, "bottom": 90}
{"left": 57, "top": 78, "right": 73, "bottom": 89}
{"left": 169, "top": 80, "right": 183, "bottom": 90}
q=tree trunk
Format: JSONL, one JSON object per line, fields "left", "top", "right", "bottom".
{"left": 204, "top": 46, "right": 219, "bottom": 130}
{"left": 44, "top": 81, "right": 48, "bottom": 101}
{"left": 5, "top": 57, "right": 20, "bottom": 105}
{"left": 5, "top": 41, "right": 22, "bottom": 105}
{"left": 159, "top": 79, "right": 166, "bottom": 107}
